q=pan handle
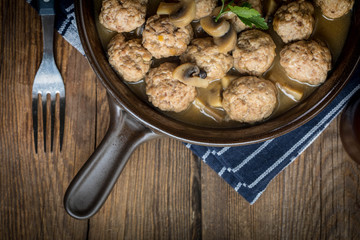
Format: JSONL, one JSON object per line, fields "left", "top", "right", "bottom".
{"left": 64, "top": 94, "right": 159, "bottom": 219}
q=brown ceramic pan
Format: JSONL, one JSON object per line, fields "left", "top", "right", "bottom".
{"left": 64, "top": 0, "right": 360, "bottom": 219}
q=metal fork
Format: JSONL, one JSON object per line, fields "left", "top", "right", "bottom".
{"left": 32, "top": 0, "right": 65, "bottom": 153}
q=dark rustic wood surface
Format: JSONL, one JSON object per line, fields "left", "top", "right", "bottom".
{"left": 1, "top": 1, "right": 360, "bottom": 239}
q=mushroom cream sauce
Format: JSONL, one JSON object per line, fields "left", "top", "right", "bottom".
{"left": 94, "top": 0, "right": 351, "bottom": 128}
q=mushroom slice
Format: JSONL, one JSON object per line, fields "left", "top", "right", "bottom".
{"left": 200, "top": 16, "right": 230, "bottom": 37}
{"left": 276, "top": 83, "right": 303, "bottom": 102}
{"left": 207, "top": 82, "right": 223, "bottom": 108}
{"left": 193, "top": 98, "right": 224, "bottom": 122}
{"left": 213, "top": 26, "right": 237, "bottom": 53}
{"left": 169, "top": 0, "right": 196, "bottom": 28}
{"left": 156, "top": 0, "right": 196, "bottom": 28}
{"left": 221, "top": 75, "right": 238, "bottom": 89}
{"left": 157, "top": 2, "right": 181, "bottom": 15}
{"left": 173, "top": 63, "right": 209, "bottom": 88}
{"left": 264, "top": 0, "right": 279, "bottom": 20}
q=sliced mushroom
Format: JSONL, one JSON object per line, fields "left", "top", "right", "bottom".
{"left": 264, "top": 0, "right": 279, "bottom": 21}
{"left": 213, "top": 25, "right": 237, "bottom": 53}
{"left": 276, "top": 82, "right": 303, "bottom": 102}
{"left": 193, "top": 98, "right": 224, "bottom": 122}
{"left": 157, "top": 2, "right": 181, "bottom": 15}
{"left": 173, "top": 63, "right": 209, "bottom": 88}
{"left": 221, "top": 75, "right": 238, "bottom": 89}
{"left": 200, "top": 16, "right": 230, "bottom": 37}
{"left": 156, "top": 0, "right": 195, "bottom": 27}
{"left": 206, "top": 82, "right": 223, "bottom": 108}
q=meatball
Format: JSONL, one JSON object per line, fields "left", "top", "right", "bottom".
{"left": 195, "top": 0, "right": 217, "bottom": 20}
{"left": 107, "top": 34, "right": 152, "bottom": 82}
{"left": 315, "top": 0, "right": 354, "bottom": 19}
{"left": 246, "top": 0, "right": 262, "bottom": 14}
{"left": 273, "top": 0, "right": 315, "bottom": 43}
{"left": 142, "top": 15, "right": 194, "bottom": 59}
{"left": 280, "top": 40, "right": 332, "bottom": 85}
{"left": 99, "top": 0, "right": 147, "bottom": 33}
{"left": 180, "top": 38, "right": 233, "bottom": 80}
{"left": 145, "top": 62, "right": 197, "bottom": 112}
{"left": 232, "top": 30, "right": 276, "bottom": 76}
{"left": 222, "top": 76, "right": 277, "bottom": 123}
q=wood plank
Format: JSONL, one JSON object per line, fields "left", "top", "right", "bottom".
{"left": 317, "top": 118, "right": 360, "bottom": 239}
{"left": 201, "top": 118, "right": 360, "bottom": 239}
{"left": 0, "top": 1, "right": 92, "bottom": 238}
{"left": 277, "top": 118, "right": 360, "bottom": 239}
{"left": 87, "top": 83, "right": 202, "bottom": 239}
{"left": 201, "top": 162, "right": 254, "bottom": 240}
{"left": 1, "top": 0, "right": 360, "bottom": 239}
{"left": 269, "top": 132, "right": 322, "bottom": 239}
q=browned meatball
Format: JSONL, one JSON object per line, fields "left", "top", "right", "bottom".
{"left": 280, "top": 40, "right": 332, "bottom": 85}
{"left": 195, "top": 0, "right": 217, "bottom": 20}
{"left": 145, "top": 62, "right": 197, "bottom": 112}
{"left": 222, "top": 76, "right": 277, "bottom": 123}
{"left": 232, "top": 30, "right": 276, "bottom": 76}
{"left": 107, "top": 34, "right": 152, "bottom": 82}
{"left": 180, "top": 38, "right": 233, "bottom": 80}
{"left": 315, "top": 0, "right": 354, "bottom": 19}
{"left": 246, "top": 0, "right": 262, "bottom": 14}
{"left": 99, "top": 0, "right": 147, "bottom": 33}
{"left": 142, "top": 15, "right": 194, "bottom": 59}
{"left": 273, "top": 0, "right": 315, "bottom": 43}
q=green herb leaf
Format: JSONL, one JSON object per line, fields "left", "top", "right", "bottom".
{"left": 238, "top": 16, "right": 253, "bottom": 27}
{"left": 228, "top": 5, "right": 261, "bottom": 19}
{"left": 215, "top": 1, "right": 268, "bottom": 30}
{"left": 248, "top": 16, "right": 269, "bottom": 30}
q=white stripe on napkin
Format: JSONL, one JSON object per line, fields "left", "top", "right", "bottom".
{"left": 217, "top": 147, "right": 230, "bottom": 156}
{"left": 244, "top": 84, "right": 360, "bottom": 190}
{"left": 229, "top": 139, "right": 274, "bottom": 173}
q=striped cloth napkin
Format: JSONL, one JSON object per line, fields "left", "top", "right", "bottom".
{"left": 28, "top": 0, "right": 360, "bottom": 204}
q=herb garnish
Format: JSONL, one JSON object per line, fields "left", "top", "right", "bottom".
{"left": 215, "top": 0, "right": 268, "bottom": 30}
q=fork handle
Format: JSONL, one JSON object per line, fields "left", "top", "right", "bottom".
{"left": 38, "top": 0, "right": 55, "bottom": 56}
{"left": 41, "top": 15, "right": 55, "bottom": 61}
{"left": 64, "top": 94, "right": 160, "bottom": 219}
{"left": 38, "top": 0, "right": 55, "bottom": 16}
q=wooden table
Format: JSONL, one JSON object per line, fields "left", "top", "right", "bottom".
{"left": 1, "top": 1, "right": 360, "bottom": 239}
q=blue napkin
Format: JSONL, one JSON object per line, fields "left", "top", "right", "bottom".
{"left": 28, "top": 0, "right": 360, "bottom": 204}
{"left": 187, "top": 68, "right": 359, "bottom": 203}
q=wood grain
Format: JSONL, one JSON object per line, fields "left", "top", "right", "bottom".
{"left": 200, "top": 119, "right": 360, "bottom": 240}
{"left": 0, "top": 1, "right": 89, "bottom": 239}
{"left": 1, "top": 1, "right": 360, "bottom": 239}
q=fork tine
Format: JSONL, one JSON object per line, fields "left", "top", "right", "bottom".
{"left": 59, "top": 96, "right": 65, "bottom": 151}
{"left": 42, "top": 94, "right": 48, "bottom": 152}
{"left": 50, "top": 96, "right": 56, "bottom": 152}
{"left": 32, "top": 96, "right": 39, "bottom": 153}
